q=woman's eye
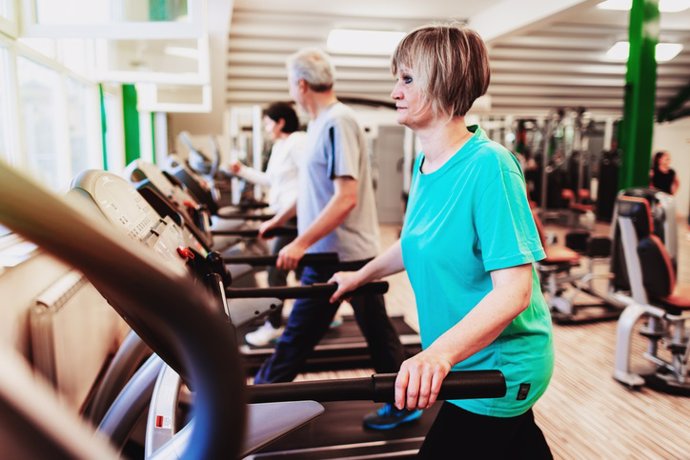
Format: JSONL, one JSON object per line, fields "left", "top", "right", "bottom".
{"left": 402, "top": 75, "right": 413, "bottom": 84}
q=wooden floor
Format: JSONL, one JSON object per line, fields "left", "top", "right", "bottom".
{"left": 290, "top": 221, "right": 690, "bottom": 460}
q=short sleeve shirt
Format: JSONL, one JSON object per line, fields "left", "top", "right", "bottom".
{"left": 297, "top": 102, "right": 380, "bottom": 261}
{"left": 400, "top": 125, "right": 554, "bottom": 417}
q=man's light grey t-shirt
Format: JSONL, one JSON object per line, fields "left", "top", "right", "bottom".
{"left": 297, "top": 102, "right": 380, "bottom": 262}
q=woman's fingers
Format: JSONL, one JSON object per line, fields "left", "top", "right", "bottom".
{"left": 394, "top": 367, "right": 410, "bottom": 410}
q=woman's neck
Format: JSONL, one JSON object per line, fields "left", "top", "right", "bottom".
{"left": 418, "top": 117, "right": 472, "bottom": 173}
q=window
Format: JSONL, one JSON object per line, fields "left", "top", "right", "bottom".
{"left": 101, "top": 84, "right": 125, "bottom": 173}
{"left": 35, "top": 0, "right": 189, "bottom": 24}
{"left": 0, "top": 45, "right": 8, "bottom": 162}
{"left": 65, "top": 77, "right": 100, "bottom": 177}
{"left": 17, "top": 56, "right": 64, "bottom": 190}
{"left": 0, "top": 0, "right": 17, "bottom": 37}
{"left": 24, "top": 0, "right": 202, "bottom": 39}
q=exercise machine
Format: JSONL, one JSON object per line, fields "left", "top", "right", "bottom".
{"left": 612, "top": 194, "right": 689, "bottom": 394}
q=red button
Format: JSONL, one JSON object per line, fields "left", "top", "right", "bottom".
{"left": 176, "top": 246, "right": 195, "bottom": 260}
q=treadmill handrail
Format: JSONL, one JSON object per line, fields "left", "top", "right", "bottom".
{"left": 247, "top": 370, "right": 506, "bottom": 403}
{"left": 223, "top": 252, "right": 339, "bottom": 267}
{"left": 212, "top": 225, "right": 297, "bottom": 238}
{"left": 226, "top": 281, "right": 389, "bottom": 299}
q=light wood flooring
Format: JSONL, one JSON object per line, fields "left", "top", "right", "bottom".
{"left": 289, "top": 221, "right": 690, "bottom": 460}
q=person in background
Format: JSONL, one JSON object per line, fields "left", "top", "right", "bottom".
{"left": 254, "top": 48, "right": 417, "bottom": 430}
{"left": 228, "top": 101, "right": 305, "bottom": 347}
{"left": 650, "top": 150, "right": 680, "bottom": 195}
{"left": 329, "top": 24, "right": 554, "bottom": 458}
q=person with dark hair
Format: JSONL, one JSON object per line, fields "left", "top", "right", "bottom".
{"left": 650, "top": 150, "right": 679, "bottom": 195}
{"left": 329, "top": 24, "right": 554, "bottom": 458}
{"left": 254, "top": 48, "right": 415, "bottom": 429}
{"left": 228, "top": 101, "right": 306, "bottom": 346}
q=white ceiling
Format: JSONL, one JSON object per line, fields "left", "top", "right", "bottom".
{"left": 224, "top": 0, "right": 690, "bottom": 119}
{"left": 231, "top": 0, "right": 505, "bottom": 20}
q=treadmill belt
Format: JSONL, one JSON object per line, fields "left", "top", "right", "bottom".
{"left": 252, "top": 400, "right": 441, "bottom": 459}
{"left": 239, "top": 315, "right": 421, "bottom": 373}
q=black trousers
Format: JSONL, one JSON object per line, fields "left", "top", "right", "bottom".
{"left": 254, "top": 260, "right": 406, "bottom": 383}
{"left": 418, "top": 402, "right": 553, "bottom": 460}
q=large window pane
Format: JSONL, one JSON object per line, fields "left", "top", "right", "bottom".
{"left": 102, "top": 86, "right": 125, "bottom": 173}
{"left": 0, "top": 0, "right": 16, "bottom": 36}
{"left": 65, "top": 77, "right": 91, "bottom": 177}
{"left": 18, "top": 57, "right": 62, "bottom": 190}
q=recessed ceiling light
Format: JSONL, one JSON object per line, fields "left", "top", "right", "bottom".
{"left": 598, "top": 0, "right": 690, "bottom": 12}
{"left": 327, "top": 29, "right": 405, "bottom": 55}
{"left": 605, "top": 41, "right": 684, "bottom": 62}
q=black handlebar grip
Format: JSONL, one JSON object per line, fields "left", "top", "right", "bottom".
{"left": 225, "top": 281, "right": 389, "bottom": 299}
{"left": 247, "top": 370, "right": 506, "bottom": 403}
{"left": 223, "top": 252, "right": 339, "bottom": 267}
{"left": 371, "top": 370, "right": 506, "bottom": 402}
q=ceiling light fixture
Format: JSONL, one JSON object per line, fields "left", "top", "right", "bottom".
{"left": 605, "top": 41, "right": 683, "bottom": 62}
{"left": 327, "top": 29, "right": 405, "bottom": 55}
{"left": 597, "top": 0, "right": 690, "bottom": 12}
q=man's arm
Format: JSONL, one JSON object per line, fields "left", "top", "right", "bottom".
{"left": 276, "top": 176, "right": 357, "bottom": 270}
{"left": 258, "top": 200, "right": 297, "bottom": 237}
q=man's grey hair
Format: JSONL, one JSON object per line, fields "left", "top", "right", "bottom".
{"left": 287, "top": 48, "right": 336, "bottom": 92}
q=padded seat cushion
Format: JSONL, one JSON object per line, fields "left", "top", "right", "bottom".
{"left": 543, "top": 245, "right": 581, "bottom": 265}
{"left": 660, "top": 284, "right": 690, "bottom": 314}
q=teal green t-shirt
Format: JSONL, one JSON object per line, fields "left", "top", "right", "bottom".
{"left": 400, "top": 125, "right": 554, "bottom": 418}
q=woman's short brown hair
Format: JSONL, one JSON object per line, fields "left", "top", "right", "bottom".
{"left": 391, "top": 24, "right": 490, "bottom": 117}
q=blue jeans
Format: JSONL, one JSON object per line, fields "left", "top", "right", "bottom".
{"left": 254, "top": 260, "right": 406, "bottom": 383}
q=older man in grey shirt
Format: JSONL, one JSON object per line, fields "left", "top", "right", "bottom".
{"left": 254, "top": 48, "right": 417, "bottom": 430}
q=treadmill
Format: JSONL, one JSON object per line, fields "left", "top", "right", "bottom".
{"left": 0, "top": 160, "right": 507, "bottom": 459}
{"left": 115, "top": 164, "right": 424, "bottom": 371}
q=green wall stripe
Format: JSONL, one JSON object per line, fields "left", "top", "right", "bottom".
{"left": 151, "top": 112, "right": 156, "bottom": 164}
{"left": 122, "top": 84, "right": 141, "bottom": 165}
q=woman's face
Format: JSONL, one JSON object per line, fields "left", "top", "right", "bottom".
{"left": 390, "top": 66, "right": 433, "bottom": 130}
{"left": 263, "top": 115, "right": 283, "bottom": 141}
{"left": 660, "top": 152, "right": 671, "bottom": 169}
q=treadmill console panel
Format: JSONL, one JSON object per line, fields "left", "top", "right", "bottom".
{"left": 75, "top": 171, "right": 187, "bottom": 265}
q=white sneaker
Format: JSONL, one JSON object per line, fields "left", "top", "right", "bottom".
{"left": 330, "top": 313, "right": 344, "bottom": 329}
{"left": 245, "top": 321, "right": 284, "bottom": 347}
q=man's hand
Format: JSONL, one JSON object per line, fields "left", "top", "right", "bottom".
{"left": 229, "top": 160, "right": 242, "bottom": 174}
{"left": 276, "top": 239, "right": 309, "bottom": 270}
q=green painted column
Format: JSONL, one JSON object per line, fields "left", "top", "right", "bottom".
{"left": 122, "top": 84, "right": 141, "bottom": 165}
{"left": 98, "top": 84, "right": 108, "bottom": 170}
{"left": 151, "top": 112, "right": 157, "bottom": 164}
{"left": 618, "top": 0, "right": 659, "bottom": 189}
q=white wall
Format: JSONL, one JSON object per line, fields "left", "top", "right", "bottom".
{"left": 653, "top": 117, "right": 690, "bottom": 218}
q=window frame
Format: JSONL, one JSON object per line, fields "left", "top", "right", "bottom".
{"left": 0, "top": 0, "right": 18, "bottom": 38}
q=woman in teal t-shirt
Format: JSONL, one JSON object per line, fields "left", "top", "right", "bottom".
{"left": 330, "top": 24, "right": 554, "bottom": 459}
